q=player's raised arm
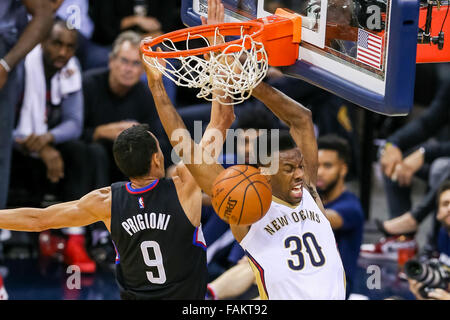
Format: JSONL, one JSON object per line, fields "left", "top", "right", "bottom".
{"left": 141, "top": 54, "right": 229, "bottom": 197}
{"left": 251, "top": 82, "right": 318, "bottom": 186}
{"left": 0, "top": 187, "right": 111, "bottom": 232}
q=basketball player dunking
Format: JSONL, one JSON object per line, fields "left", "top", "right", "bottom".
{"left": 142, "top": 0, "right": 346, "bottom": 300}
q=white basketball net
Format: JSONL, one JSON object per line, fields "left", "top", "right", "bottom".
{"left": 142, "top": 27, "right": 268, "bottom": 105}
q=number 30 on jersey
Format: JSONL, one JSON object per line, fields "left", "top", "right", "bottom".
{"left": 284, "top": 233, "right": 325, "bottom": 270}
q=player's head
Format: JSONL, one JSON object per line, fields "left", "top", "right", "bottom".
{"left": 113, "top": 124, "right": 165, "bottom": 180}
{"left": 109, "top": 31, "right": 144, "bottom": 88}
{"left": 255, "top": 130, "right": 304, "bottom": 205}
{"left": 436, "top": 180, "right": 450, "bottom": 231}
{"left": 42, "top": 19, "right": 78, "bottom": 71}
{"left": 316, "top": 134, "right": 350, "bottom": 196}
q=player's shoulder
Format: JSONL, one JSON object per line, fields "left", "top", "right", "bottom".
{"left": 79, "top": 187, "right": 111, "bottom": 211}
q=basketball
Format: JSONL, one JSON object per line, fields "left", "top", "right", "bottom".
{"left": 211, "top": 165, "right": 272, "bottom": 225}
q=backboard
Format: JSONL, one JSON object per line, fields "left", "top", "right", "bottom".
{"left": 182, "top": 0, "right": 420, "bottom": 115}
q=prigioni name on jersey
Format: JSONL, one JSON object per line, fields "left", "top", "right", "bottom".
{"left": 264, "top": 210, "right": 321, "bottom": 236}
{"left": 121, "top": 213, "right": 171, "bottom": 236}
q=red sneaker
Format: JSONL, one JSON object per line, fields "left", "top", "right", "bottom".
{"left": 39, "top": 230, "right": 66, "bottom": 261}
{"left": 0, "top": 274, "right": 8, "bottom": 300}
{"left": 63, "top": 235, "right": 96, "bottom": 274}
{"left": 360, "top": 235, "right": 418, "bottom": 261}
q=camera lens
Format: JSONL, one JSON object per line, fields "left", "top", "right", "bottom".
{"left": 404, "top": 260, "right": 426, "bottom": 280}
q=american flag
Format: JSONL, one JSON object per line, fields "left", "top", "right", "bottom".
{"left": 356, "top": 28, "right": 383, "bottom": 69}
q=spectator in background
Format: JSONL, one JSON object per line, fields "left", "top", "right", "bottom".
{"left": 316, "top": 134, "right": 364, "bottom": 298}
{"left": 55, "top": 0, "right": 100, "bottom": 71}
{"left": 407, "top": 180, "right": 450, "bottom": 300}
{"left": 378, "top": 79, "right": 450, "bottom": 245}
{"left": 82, "top": 31, "right": 160, "bottom": 189}
{"left": 9, "top": 19, "right": 95, "bottom": 273}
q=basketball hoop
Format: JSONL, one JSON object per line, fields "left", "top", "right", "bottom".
{"left": 141, "top": 9, "right": 302, "bottom": 104}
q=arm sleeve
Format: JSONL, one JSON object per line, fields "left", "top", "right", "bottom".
{"left": 49, "top": 90, "right": 84, "bottom": 144}
{"left": 424, "top": 142, "right": 450, "bottom": 162}
{"left": 388, "top": 80, "right": 450, "bottom": 151}
{"left": 411, "top": 169, "right": 450, "bottom": 223}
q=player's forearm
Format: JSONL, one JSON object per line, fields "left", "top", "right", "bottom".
{"left": 3, "top": 1, "right": 53, "bottom": 68}
{"left": 0, "top": 208, "right": 43, "bottom": 232}
{"left": 252, "top": 81, "right": 312, "bottom": 128}
{"left": 209, "top": 262, "right": 255, "bottom": 299}
{"left": 149, "top": 79, "right": 197, "bottom": 162}
{"left": 201, "top": 100, "right": 235, "bottom": 160}
{"left": 324, "top": 209, "right": 344, "bottom": 230}
{"left": 253, "top": 81, "right": 318, "bottom": 184}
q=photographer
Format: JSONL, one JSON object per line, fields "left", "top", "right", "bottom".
{"left": 407, "top": 180, "right": 450, "bottom": 300}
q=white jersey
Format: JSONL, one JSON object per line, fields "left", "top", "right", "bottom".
{"left": 240, "top": 188, "right": 346, "bottom": 300}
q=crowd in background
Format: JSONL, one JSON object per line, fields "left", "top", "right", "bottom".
{"left": 0, "top": 0, "right": 449, "bottom": 301}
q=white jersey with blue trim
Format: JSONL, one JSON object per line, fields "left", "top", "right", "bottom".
{"left": 240, "top": 187, "right": 346, "bottom": 300}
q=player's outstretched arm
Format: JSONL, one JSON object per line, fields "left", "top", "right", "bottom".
{"left": 0, "top": 188, "right": 111, "bottom": 232}
{"left": 251, "top": 82, "right": 318, "bottom": 186}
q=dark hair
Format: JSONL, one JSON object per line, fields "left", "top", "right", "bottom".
{"left": 113, "top": 124, "right": 158, "bottom": 178}
{"left": 437, "top": 180, "right": 450, "bottom": 206}
{"left": 278, "top": 129, "right": 297, "bottom": 152}
{"left": 50, "top": 17, "right": 78, "bottom": 35}
{"left": 250, "top": 129, "right": 297, "bottom": 168}
{"left": 317, "top": 134, "right": 351, "bottom": 165}
{"left": 236, "top": 106, "right": 275, "bottom": 130}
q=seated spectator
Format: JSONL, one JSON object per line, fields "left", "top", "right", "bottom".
{"left": 316, "top": 134, "right": 365, "bottom": 298}
{"left": 380, "top": 79, "right": 450, "bottom": 219}
{"left": 9, "top": 19, "right": 95, "bottom": 273}
{"left": 407, "top": 180, "right": 450, "bottom": 300}
{"left": 376, "top": 158, "right": 450, "bottom": 244}
{"left": 81, "top": 30, "right": 161, "bottom": 189}
{"left": 377, "top": 79, "right": 450, "bottom": 249}
{"left": 11, "top": 19, "right": 86, "bottom": 204}
{"left": 55, "top": 0, "right": 103, "bottom": 71}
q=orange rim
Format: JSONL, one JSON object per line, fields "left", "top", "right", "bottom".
{"left": 140, "top": 21, "right": 265, "bottom": 59}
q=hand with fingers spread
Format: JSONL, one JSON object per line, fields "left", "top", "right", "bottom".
{"left": 201, "top": 0, "right": 225, "bottom": 51}
{"left": 201, "top": 0, "right": 225, "bottom": 30}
